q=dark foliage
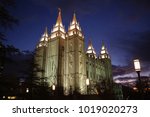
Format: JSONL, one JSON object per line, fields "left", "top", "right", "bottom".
{"left": 0, "top": 0, "right": 18, "bottom": 40}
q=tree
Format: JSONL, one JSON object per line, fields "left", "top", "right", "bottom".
{"left": 21, "top": 51, "right": 50, "bottom": 99}
{"left": 0, "top": 45, "right": 20, "bottom": 99}
{"left": 0, "top": 0, "right": 18, "bottom": 40}
{"left": 0, "top": 0, "right": 18, "bottom": 99}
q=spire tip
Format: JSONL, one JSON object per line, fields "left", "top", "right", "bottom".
{"left": 58, "top": 8, "right": 61, "bottom": 13}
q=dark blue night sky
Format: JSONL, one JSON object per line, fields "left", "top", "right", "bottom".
{"left": 5, "top": 0, "right": 150, "bottom": 73}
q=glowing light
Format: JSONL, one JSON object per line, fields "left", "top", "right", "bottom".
{"left": 3, "top": 96, "right": 5, "bottom": 99}
{"left": 133, "top": 87, "right": 137, "bottom": 90}
{"left": 72, "top": 20, "right": 75, "bottom": 24}
{"left": 134, "top": 59, "right": 141, "bottom": 72}
{"left": 41, "top": 37, "right": 44, "bottom": 41}
{"left": 78, "top": 32, "right": 82, "bottom": 37}
{"left": 69, "top": 31, "right": 73, "bottom": 36}
{"left": 101, "top": 50, "right": 106, "bottom": 54}
{"left": 52, "top": 27, "right": 59, "bottom": 32}
{"left": 86, "top": 50, "right": 92, "bottom": 53}
{"left": 88, "top": 46, "right": 92, "bottom": 50}
{"left": 102, "top": 46, "right": 105, "bottom": 50}
{"left": 52, "top": 84, "right": 55, "bottom": 90}
{"left": 70, "top": 25, "right": 75, "bottom": 30}
{"left": 60, "top": 27, "right": 65, "bottom": 32}
{"left": 26, "top": 88, "right": 29, "bottom": 93}
{"left": 86, "top": 79, "right": 90, "bottom": 86}
{"left": 51, "top": 34, "right": 56, "bottom": 39}
{"left": 60, "top": 23, "right": 63, "bottom": 27}
{"left": 39, "top": 43, "right": 42, "bottom": 47}
{"left": 76, "top": 25, "right": 80, "bottom": 30}
{"left": 8, "top": 96, "right": 16, "bottom": 99}
{"left": 43, "top": 33, "right": 48, "bottom": 37}
{"left": 102, "top": 55, "right": 105, "bottom": 58}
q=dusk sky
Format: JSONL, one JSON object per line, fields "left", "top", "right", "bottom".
{"left": 5, "top": 0, "right": 150, "bottom": 76}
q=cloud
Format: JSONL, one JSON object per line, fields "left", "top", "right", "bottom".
{"left": 117, "top": 31, "right": 150, "bottom": 62}
{"left": 112, "top": 65, "right": 134, "bottom": 76}
{"left": 112, "top": 31, "right": 150, "bottom": 76}
{"left": 112, "top": 63, "right": 150, "bottom": 79}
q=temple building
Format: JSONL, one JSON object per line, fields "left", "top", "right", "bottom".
{"left": 34, "top": 9, "right": 114, "bottom": 96}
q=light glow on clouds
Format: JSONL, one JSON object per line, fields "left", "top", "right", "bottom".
{"left": 114, "top": 71, "right": 150, "bottom": 79}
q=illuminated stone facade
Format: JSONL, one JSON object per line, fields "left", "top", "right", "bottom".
{"left": 35, "top": 10, "right": 112, "bottom": 95}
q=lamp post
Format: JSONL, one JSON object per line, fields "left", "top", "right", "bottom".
{"left": 86, "top": 78, "right": 90, "bottom": 95}
{"left": 133, "top": 59, "right": 142, "bottom": 96}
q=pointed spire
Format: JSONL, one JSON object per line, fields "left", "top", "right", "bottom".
{"left": 50, "top": 9, "right": 66, "bottom": 39}
{"left": 72, "top": 12, "right": 77, "bottom": 24}
{"left": 101, "top": 40, "right": 105, "bottom": 50}
{"left": 40, "top": 27, "right": 48, "bottom": 42}
{"left": 68, "top": 12, "right": 83, "bottom": 37}
{"left": 89, "top": 40, "right": 92, "bottom": 46}
{"left": 100, "top": 41, "right": 110, "bottom": 59}
{"left": 43, "top": 27, "right": 48, "bottom": 37}
{"left": 56, "top": 8, "right": 62, "bottom": 26}
{"left": 37, "top": 27, "right": 48, "bottom": 48}
{"left": 86, "top": 40, "right": 97, "bottom": 58}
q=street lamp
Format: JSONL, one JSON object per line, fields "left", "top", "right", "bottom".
{"left": 86, "top": 79, "right": 90, "bottom": 95}
{"left": 133, "top": 59, "right": 142, "bottom": 94}
{"left": 134, "top": 59, "right": 141, "bottom": 72}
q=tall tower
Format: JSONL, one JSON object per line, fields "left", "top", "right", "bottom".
{"left": 99, "top": 42, "right": 112, "bottom": 87}
{"left": 35, "top": 27, "right": 48, "bottom": 84}
{"left": 86, "top": 40, "right": 97, "bottom": 81}
{"left": 46, "top": 9, "right": 66, "bottom": 89}
{"left": 64, "top": 13, "right": 86, "bottom": 95}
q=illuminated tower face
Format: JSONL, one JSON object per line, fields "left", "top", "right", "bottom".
{"left": 50, "top": 9, "right": 66, "bottom": 40}
{"left": 35, "top": 27, "right": 48, "bottom": 83}
{"left": 63, "top": 13, "right": 86, "bottom": 95}
{"left": 46, "top": 9, "right": 66, "bottom": 88}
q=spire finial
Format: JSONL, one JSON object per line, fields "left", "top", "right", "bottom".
{"left": 102, "top": 40, "right": 105, "bottom": 45}
{"left": 72, "top": 12, "right": 77, "bottom": 23}
{"left": 89, "top": 39, "right": 92, "bottom": 46}
{"left": 45, "top": 26, "right": 48, "bottom": 34}
{"left": 101, "top": 40, "right": 106, "bottom": 49}
{"left": 58, "top": 8, "right": 61, "bottom": 13}
{"left": 43, "top": 26, "right": 48, "bottom": 39}
{"left": 56, "top": 8, "right": 62, "bottom": 25}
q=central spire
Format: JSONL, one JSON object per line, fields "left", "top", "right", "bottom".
{"left": 50, "top": 8, "right": 66, "bottom": 39}
{"left": 43, "top": 27, "right": 48, "bottom": 38}
{"left": 56, "top": 8, "right": 62, "bottom": 26}
{"left": 72, "top": 12, "right": 77, "bottom": 24}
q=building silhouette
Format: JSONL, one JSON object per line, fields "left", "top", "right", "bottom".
{"left": 35, "top": 9, "right": 113, "bottom": 96}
